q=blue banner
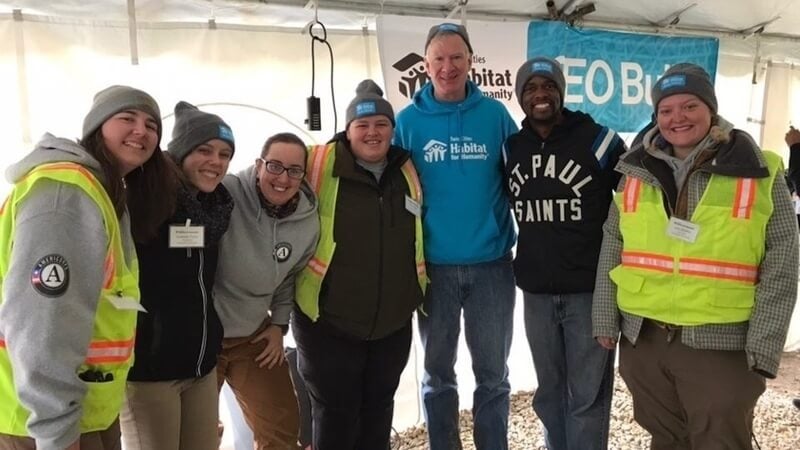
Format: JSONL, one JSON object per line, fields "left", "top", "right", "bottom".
{"left": 527, "top": 21, "right": 719, "bottom": 133}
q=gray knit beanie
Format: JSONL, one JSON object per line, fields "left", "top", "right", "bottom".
{"left": 345, "top": 80, "right": 395, "bottom": 128}
{"left": 514, "top": 57, "right": 566, "bottom": 108}
{"left": 651, "top": 63, "right": 717, "bottom": 113}
{"left": 167, "top": 101, "right": 235, "bottom": 164}
{"left": 82, "top": 85, "right": 161, "bottom": 142}
{"left": 424, "top": 22, "right": 473, "bottom": 54}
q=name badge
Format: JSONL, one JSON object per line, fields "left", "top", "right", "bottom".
{"left": 169, "top": 219, "right": 205, "bottom": 248}
{"left": 405, "top": 195, "right": 421, "bottom": 217}
{"left": 666, "top": 216, "right": 699, "bottom": 243}
{"left": 107, "top": 295, "right": 147, "bottom": 312}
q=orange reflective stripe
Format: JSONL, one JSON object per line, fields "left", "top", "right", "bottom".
{"left": 732, "top": 178, "right": 756, "bottom": 219}
{"left": 621, "top": 251, "right": 674, "bottom": 273}
{"left": 679, "top": 257, "right": 758, "bottom": 283}
{"left": 85, "top": 339, "right": 134, "bottom": 364}
{"left": 307, "top": 257, "right": 327, "bottom": 277}
{"left": 2, "top": 163, "right": 102, "bottom": 216}
{"left": 26, "top": 163, "right": 104, "bottom": 193}
{"left": 401, "top": 161, "right": 423, "bottom": 203}
{"left": 102, "top": 253, "right": 115, "bottom": 289}
{"left": 308, "top": 145, "right": 330, "bottom": 195}
{"left": 0, "top": 335, "right": 132, "bottom": 363}
{"left": 416, "top": 262, "right": 426, "bottom": 276}
{"left": 623, "top": 178, "right": 641, "bottom": 213}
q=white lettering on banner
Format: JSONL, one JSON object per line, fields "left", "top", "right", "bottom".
{"left": 561, "top": 56, "right": 586, "bottom": 104}
{"left": 585, "top": 60, "right": 614, "bottom": 104}
{"left": 558, "top": 57, "right": 668, "bottom": 107}
{"left": 621, "top": 62, "right": 644, "bottom": 104}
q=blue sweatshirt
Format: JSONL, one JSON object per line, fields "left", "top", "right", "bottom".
{"left": 394, "top": 81, "right": 518, "bottom": 265}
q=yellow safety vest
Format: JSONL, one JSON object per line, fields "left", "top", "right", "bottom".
{"left": 0, "top": 162, "right": 140, "bottom": 436}
{"left": 609, "top": 151, "right": 782, "bottom": 326}
{"left": 295, "top": 143, "right": 427, "bottom": 320}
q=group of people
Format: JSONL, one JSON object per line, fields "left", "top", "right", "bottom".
{"left": 0, "top": 19, "right": 797, "bottom": 450}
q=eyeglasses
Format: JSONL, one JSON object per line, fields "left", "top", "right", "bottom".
{"left": 260, "top": 158, "right": 305, "bottom": 180}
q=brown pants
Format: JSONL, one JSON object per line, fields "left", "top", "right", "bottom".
{"left": 619, "top": 320, "right": 766, "bottom": 450}
{"left": 0, "top": 419, "right": 121, "bottom": 450}
{"left": 216, "top": 324, "right": 300, "bottom": 450}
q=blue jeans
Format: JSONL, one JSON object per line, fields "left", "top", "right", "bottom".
{"left": 523, "top": 291, "right": 614, "bottom": 450}
{"left": 418, "top": 257, "right": 515, "bottom": 450}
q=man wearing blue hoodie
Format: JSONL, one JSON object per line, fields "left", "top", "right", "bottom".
{"left": 394, "top": 23, "right": 518, "bottom": 450}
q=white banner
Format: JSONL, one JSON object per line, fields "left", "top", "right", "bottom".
{"left": 377, "top": 15, "right": 528, "bottom": 121}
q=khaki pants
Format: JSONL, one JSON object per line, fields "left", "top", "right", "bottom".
{"left": 120, "top": 371, "right": 219, "bottom": 450}
{"left": 217, "top": 322, "right": 300, "bottom": 450}
{"left": 0, "top": 419, "right": 121, "bottom": 450}
{"left": 620, "top": 320, "right": 766, "bottom": 450}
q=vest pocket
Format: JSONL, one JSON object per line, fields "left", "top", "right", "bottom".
{"left": 709, "top": 283, "right": 756, "bottom": 312}
{"left": 609, "top": 266, "right": 644, "bottom": 292}
{"left": 609, "top": 266, "right": 644, "bottom": 312}
{"left": 79, "top": 369, "right": 125, "bottom": 432}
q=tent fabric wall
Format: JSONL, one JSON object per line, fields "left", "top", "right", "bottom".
{"left": 0, "top": 15, "right": 381, "bottom": 195}
{"left": 2, "top": 7, "right": 800, "bottom": 434}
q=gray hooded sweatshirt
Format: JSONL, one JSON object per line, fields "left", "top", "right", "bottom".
{"left": 214, "top": 165, "right": 319, "bottom": 338}
{"left": 0, "top": 134, "right": 136, "bottom": 449}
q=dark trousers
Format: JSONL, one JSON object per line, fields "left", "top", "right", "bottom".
{"left": 293, "top": 312, "right": 411, "bottom": 450}
{"left": 620, "top": 320, "right": 765, "bottom": 450}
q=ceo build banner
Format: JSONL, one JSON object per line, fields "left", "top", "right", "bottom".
{"left": 377, "top": 15, "right": 529, "bottom": 120}
{"left": 528, "top": 20, "right": 719, "bottom": 133}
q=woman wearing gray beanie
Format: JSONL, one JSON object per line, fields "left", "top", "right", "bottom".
{"left": 593, "top": 63, "right": 798, "bottom": 449}
{"left": 292, "top": 79, "right": 427, "bottom": 449}
{"left": 120, "top": 101, "right": 235, "bottom": 450}
{"left": 0, "top": 85, "right": 165, "bottom": 450}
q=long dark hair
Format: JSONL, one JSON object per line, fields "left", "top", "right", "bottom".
{"left": 126, "top": 150, "right": 181, "bottom": 243}
{"left": 80, "top": 129, "right": 180, "bottom": 243}
{"left": 80, "top": 130, "right": 127, "bottom": 219}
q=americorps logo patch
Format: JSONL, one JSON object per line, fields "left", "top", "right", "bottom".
{"left": 31, "top": 254, "right": 70, "bottom": 297}
{"left": 274, "top": 243, "right": 292, "bottom": 262}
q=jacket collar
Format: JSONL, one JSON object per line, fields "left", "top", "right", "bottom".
{"left": 619, "top": 116, "right": 769, "bottom": 183}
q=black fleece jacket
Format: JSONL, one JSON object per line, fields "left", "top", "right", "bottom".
{"left": 504, "top": 109, "right": 626, "bottom": 294}
{"left": 128, "top": 184, "right": 233, "bottom": 381}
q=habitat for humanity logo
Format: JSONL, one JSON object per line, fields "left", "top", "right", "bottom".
{"left": 423, "top": 139, "right": 447, "bottom": 163}
{"left": 392, "top": 52, "right": 514, "bottom": 102}
{"left": 393, "top": 53, "right": 429, "bottom": 98}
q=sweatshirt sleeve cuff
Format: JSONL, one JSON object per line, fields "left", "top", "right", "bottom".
{"left": 36, "top": 426, "right": 80, "bottom": 450}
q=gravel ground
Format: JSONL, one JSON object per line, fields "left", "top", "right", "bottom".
{"left": 391, "top": 370, "right": 800, "bottom": 449}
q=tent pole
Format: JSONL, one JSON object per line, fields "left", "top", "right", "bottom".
{"left": 12, "top": 9, "right": 31, "bottom": 148}
{"left": 127, "top": 0, "right": 139, "bottom": 65}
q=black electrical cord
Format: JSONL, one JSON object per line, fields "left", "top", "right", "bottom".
{"left": 309, "top": 20, "right": 337, "bottom": 132}
{"left": 752, "top": 431, "right": 762, "bottom": 450}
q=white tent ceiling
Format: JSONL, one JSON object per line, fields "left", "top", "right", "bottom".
{"left": 3, "top": 0, "right": 800, "bottom": 39}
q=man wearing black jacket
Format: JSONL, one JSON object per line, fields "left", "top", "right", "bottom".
{"left": 502, "top": 57, "right": 626, "bottom": 450}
